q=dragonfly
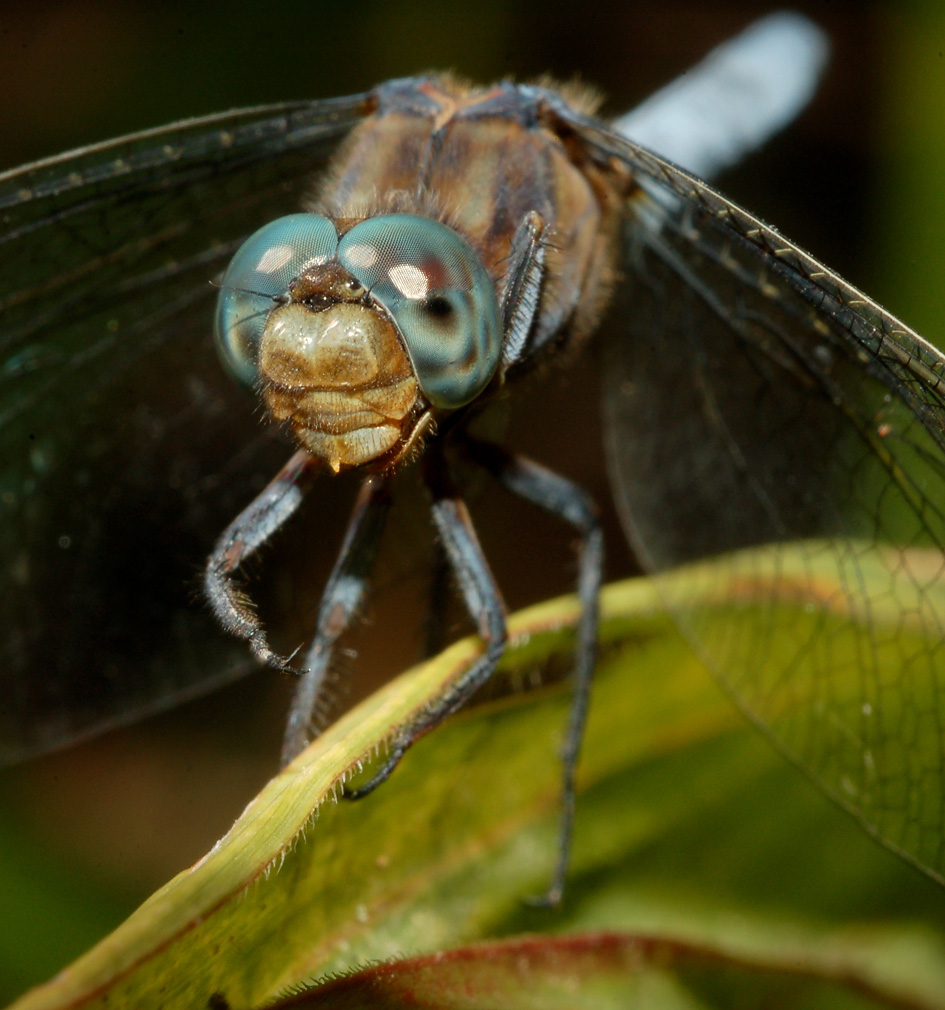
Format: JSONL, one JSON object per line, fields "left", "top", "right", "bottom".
{"left": 1, "top": 12, "right": 943, "bottom": 906}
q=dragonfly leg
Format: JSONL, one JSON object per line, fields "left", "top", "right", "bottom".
{"left": 461, "top": 436, "right": 603, "bottom": 906}
{"left": 500, "top": 210, "right": 547, "bottom": 370}
{"left": 281, "top": 474, "right": 394, "bottom": 765}
{"left": 205, "top": 449, "right": 319, "bottom": 670}
{"left": 345, "top": 447, "right": 508, "bottom": 797}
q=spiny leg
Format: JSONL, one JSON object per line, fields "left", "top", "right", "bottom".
{"left": 500, "top": 210, "right": 547, "bottom": 370}
{"left": 205, "top": 449, "right": 320, "bottom": 669}
{"left": 461, "top": 436, "right": 603, "bottom": 907}
{"left": 282, "top": 474, "right": 394, "bottom": 765}
{"left": 345, "top": 446, "right": 508, "bottom": 798}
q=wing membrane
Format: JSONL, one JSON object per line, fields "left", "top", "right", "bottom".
{"left": 0, "top": 97, "right": 372, "bottom": 760}
{"left": 575, "top": 119, "right": 945, "bottom": 882}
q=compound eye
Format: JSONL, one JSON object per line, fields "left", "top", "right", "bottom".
{"left": 214, "top": 214, "right": 338, "bottom": 387}
{"left": 339, "top": 214, "right": 501, "bottom": 409}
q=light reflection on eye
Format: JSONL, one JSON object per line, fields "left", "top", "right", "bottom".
{"left": 343, "top": 243, "right": 378, "bottom": 269}
{"left": 389, "top": 262, "right": 428, "bottom": 299}
{"left": 256, "top": 245, "right": 295, "bottom": 274}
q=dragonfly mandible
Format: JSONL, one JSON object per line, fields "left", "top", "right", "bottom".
{"left": 2, "top": 12, "right": 943, "bottom": 905}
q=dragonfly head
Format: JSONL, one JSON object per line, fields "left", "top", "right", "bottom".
{"left": 214, "top": 213, "right": 502, "bottom": 472}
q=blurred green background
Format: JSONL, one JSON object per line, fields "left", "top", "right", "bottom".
{"left": 1, "top": 0, "right": 945, "bottom": 1004}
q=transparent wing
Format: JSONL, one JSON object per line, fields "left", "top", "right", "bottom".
{"left": 575, "top": 116, "right": 945, "bottom": 883}
{"left": 0, "top": 96, "right": 372, "bottom": 761}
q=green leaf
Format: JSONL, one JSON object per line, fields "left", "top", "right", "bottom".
{"left": 10, "top": 549, "right": 945, "bottom": 1009}
{"left": 271, "top": 931, "right": 945, "bottom": 1010}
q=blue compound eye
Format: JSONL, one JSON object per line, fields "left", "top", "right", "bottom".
{"left": 214, "top": 214, "right": 338, "bottom": 387}
{"left": 339, "top": 214, "right": 501, "bottom": 409}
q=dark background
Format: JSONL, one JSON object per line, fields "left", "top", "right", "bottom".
{"left": 1, "top": 0, "right": 944, "bottom": 1002}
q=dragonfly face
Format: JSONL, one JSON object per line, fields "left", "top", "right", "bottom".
{"left": 1, "top": 14, "right": 944, "bottom": 906}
